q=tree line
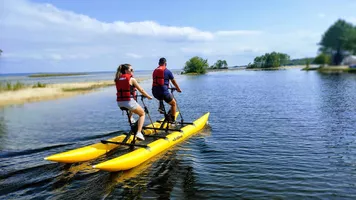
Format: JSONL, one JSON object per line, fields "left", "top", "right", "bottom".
{"left": 247, "top": 52, "right": 290, "bottom": 68}
{"left": 183, "top": 56, "right": 229, "bottom": 74}
{"left": 180, "top": 18, "right": 356, "bottom": 74}
{"left": 318, "top": 19, "right": 356, "bottom": 65}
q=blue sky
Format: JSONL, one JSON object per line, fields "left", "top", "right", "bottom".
{"left": 0, "top": 0, "right": 355, "bottom": 73}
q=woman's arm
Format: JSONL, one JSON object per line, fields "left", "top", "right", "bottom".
{"left": 131, "top": 78, "right": 152, "bottom": 99}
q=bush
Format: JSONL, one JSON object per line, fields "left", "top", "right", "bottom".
{"left": 183, "top": 56, "right": 209, "bottom": 74}
{"left": 313, "top": 53, "right": 332, "bottom": 66}
{"left": 0, "top": 81, "right": 26, "bottom": 91}
{"left": 32, "top": 82, "right": 47, "bottom": 88}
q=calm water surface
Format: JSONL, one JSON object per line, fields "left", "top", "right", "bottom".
{"left": 1, "top": 69, "right": 356, "bottom": 199}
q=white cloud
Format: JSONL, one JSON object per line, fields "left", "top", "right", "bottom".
{"left": 49, "top": 54, "right": 62, "bottom": 61}
{"left": 215, "top": 30, "right": 263, "bottom": 36}
{"left": 318, "top": 13, "right": 326, "bottom": 18}
{"left": 126, "top": 53, "right": 143, "bottom": 59}
{"left": 1, "top": 0, "right": 215, "bottom": 41}
{"left": 0, "top": 0, "right": 324, "bottom": 72}
{"left": 347, "top": 17, "right": 356, "bottom": 24}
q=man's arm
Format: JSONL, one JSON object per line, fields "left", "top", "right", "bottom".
{"left": 171, "top": 79, "right": 181, "bottom": 93}
{"left": 168, "top": 70, "right": 181, "bottom": 93}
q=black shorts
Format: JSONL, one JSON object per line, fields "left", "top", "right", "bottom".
{"left": 152, "top": 90, "right": 173, "bottom": 103}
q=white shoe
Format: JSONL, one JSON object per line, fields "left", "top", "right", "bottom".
{"left": 135, "top": 132, "right": 145, "bottom": 141}
{"left": 130, "top": 117, "right": 136, "bottom": 124}
{"left": 170, "top": 121, "right": 178, "bottom": 128}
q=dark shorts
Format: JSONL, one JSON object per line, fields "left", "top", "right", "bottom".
{"left": 152, "top": 88, "right": 173, "bottom": 103}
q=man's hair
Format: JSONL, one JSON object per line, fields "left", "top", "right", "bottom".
{"left": 159, "top": 57, "right": 166, "bottom": 66}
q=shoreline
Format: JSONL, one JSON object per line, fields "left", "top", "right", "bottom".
{"left": 0, "top": 77, "right": 149, "bottom": 107}
{"left": 28, "top": 73, "right": 89, "bottom": 78}
{"left": 246, "top": 65, "right": 305, "bottom": 71}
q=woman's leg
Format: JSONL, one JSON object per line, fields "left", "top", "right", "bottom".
{"left": 130, "top": 105, "right": 145, "bottom": 133}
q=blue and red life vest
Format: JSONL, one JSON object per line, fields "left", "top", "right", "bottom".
{"left": 152, "top": 65, "right": 169, "bottom": 87}
{"left": 115, "top": 74, "right": 137, "bottom": 101}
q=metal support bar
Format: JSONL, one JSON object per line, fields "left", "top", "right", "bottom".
{"left": 101, "top": 140, "right": 148, "bottom": 148}
{"left": 142, "top": 127, "right": 183, "bottom": 132}
{"left": 156, "top": 120, "right": 194, "bottom": 125}
{"left": 144, "top": 135, "right": 167, "bottom": 139}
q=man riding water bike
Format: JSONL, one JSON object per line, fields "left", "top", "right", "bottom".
{"left": 152, "top": 58, "right": 182, "bottom": 123}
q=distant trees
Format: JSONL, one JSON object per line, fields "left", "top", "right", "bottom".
{"left": 183, "top": 57, "right": 230, "bottom": 74}
{"left": 248, "top": 52, "right": 290, "bottom": 68}
{"left": 287, "top": 57, "right": 315, "bottom": 65}
{"left": 210, "top": 60, "right": 228, "bottom": 69}
{"left": 0, "top": 49, "right": 2, "bottom": 56}
{"left": 313, "top": 53, "right": 332, "bottom": 66}
{"left": 319, "top": 19, "right": 356, "bottom": 65}
{"left": 183, "top": 56, "right": 209, "bottom": 74}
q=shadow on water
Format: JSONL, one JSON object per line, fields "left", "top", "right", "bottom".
{"left": 52, "top": 126, "right": 212, "bottom": 200}
{"left": 0, "top": 108, "right": 8, "bottom": 150}
{"left": 102, "top": 127, "right": 211, "bottom": 199}
{"left": 0, "top": 122, "right": 211, "bottom": 200}
{"left": 102, "top": 149, "right": 197, "bottom": 200}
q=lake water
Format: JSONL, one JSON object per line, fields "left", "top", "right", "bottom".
{"left": 1, "top": 69, "right": 356, "bottom": 199}
{"left": 0, "top": 70, "right": 169, "bottom": 85}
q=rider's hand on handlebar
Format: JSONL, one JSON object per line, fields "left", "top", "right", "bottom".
{"left": 147, "top": 95, "right": 153, "bottom": 100}
{"left": 177, "top": 88, "right": 182, "bottom": 93}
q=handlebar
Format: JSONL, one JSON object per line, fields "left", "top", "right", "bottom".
{"left": 137, "top": 95, "right": 147, "bottom": 99}
{"left": 168, "top": 87, "right": 177, "bottom": 91}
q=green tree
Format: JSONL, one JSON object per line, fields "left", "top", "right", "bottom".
{"left": 287, "top": 57, "right": 314, "bottom": 65}
{"left": 319, "top": 19, "right": 356, "bottom": 65}
{"left": 249, "top": 52, "right": 290, "bottom": 68}
{"left": 278, "top": 53, "right": 290, "bottom": 66}
{"left": 211, "top": 60, "right": 228, "bottom": 69}
{"left": 183, "top": 56, "right": 209, "bottom": 74}
{"left": 313, "top": 53, "right": 332, "bottom": 66}
{"left": 306, "top": 58, "right": 310, "bottom": 69}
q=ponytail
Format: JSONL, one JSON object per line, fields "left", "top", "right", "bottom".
{"left": 115, "top": 64, "right": 131, "bottom": 80}
{"left": 115, "top": 65, "right": 122, "bottom": 80}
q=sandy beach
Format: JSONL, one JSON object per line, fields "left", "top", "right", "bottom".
{"left": 0, "top": 78, "right": 148, "bottom": 107}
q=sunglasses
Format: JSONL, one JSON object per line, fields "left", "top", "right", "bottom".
{"left": 130, "top": 69, "right": 134, "bottom": 72}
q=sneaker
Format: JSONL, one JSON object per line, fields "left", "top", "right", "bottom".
{"left": 135, "top": 132, "right": 145, "bottom": 141}
{"left": 170, "top": 121, "right": 178, "bottom": 128}
{"left": 170, "top": 115, "right": 176, "bottom": 123}
{"left": 130, "top": 117, "right": 136, "bottom": 124}
{"left": 158, "top": 102, "right": 165, "bottom": 114}
{"left": 158, "top": 108, "right": 165, "bottom": 114}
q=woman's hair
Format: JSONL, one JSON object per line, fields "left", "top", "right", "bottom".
{"left": 115, "top": 64, "right": 131, "bottom": 79}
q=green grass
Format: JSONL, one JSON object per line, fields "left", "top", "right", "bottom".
{"left": 28, "top": 73, "right": 88, "bottom": 78}
{"left": 32, "top": 82, "right": 47, "bottom": 88}
{"left": 0, "top": 81, "right": 26, "bottom": 91}
{"left": 302, "top": 67, "right": 319, "bottom": 71}
{"left": 246, "top": 67, "right": 284, "bottom": 71}
{"left": 317, "top": 66, "right": 356, "bottom": 73}
{"left": 182, "top": 72, "right": 201, "bottom": 75}
{"left": 61, "top": 83, "right": 114, "bottom": 92}
{"left": 0, "top": 81, "right": 47, "bottom": 92}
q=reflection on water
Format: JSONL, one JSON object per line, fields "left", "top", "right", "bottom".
{"left": 1, "top": 69, "right": 356, "bottom": 199}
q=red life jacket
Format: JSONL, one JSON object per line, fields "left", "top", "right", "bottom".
{"left": 115, "top": 74, "right": 137, "bottom": 101}
{"left": 152, "top": 65, "right": 168, "bottom": 86}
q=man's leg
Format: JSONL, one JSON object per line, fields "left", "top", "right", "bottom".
{"left": 158, "top": 100, "right": 165, "bottom": 114}
{"left": 164, "top": 93, "right": 176, "bottom": 122}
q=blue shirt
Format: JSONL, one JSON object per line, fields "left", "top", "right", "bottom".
{"left": 152, "top": 69, "right": 174, "bottom": 95}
